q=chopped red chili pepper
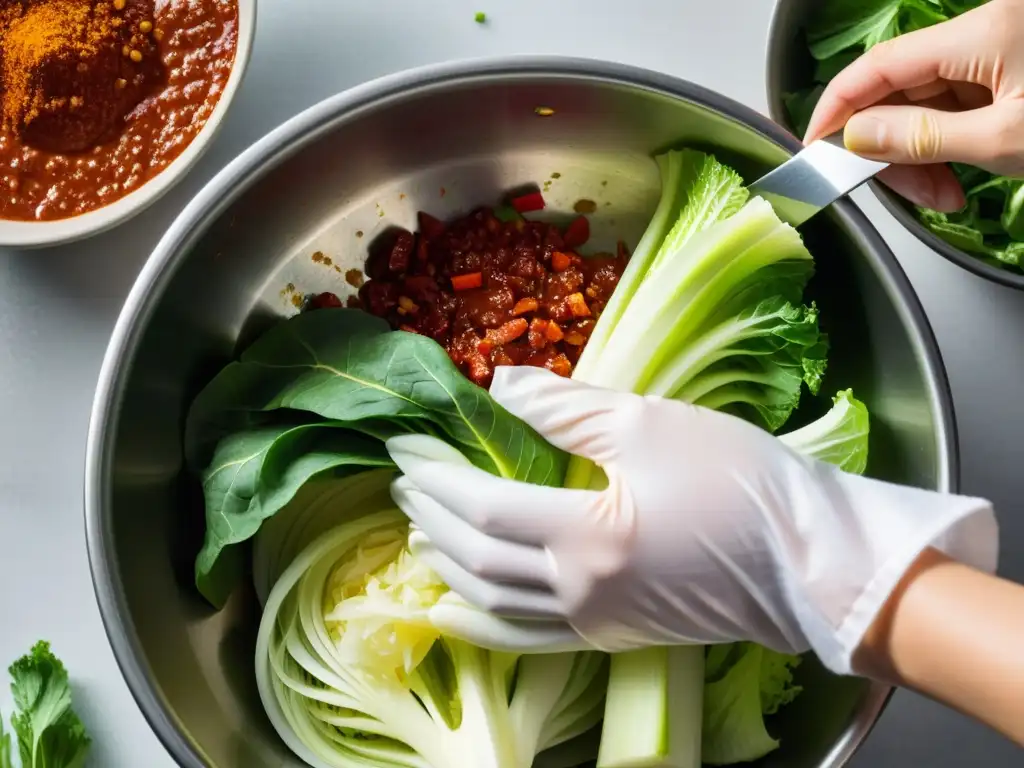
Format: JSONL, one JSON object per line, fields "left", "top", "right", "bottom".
{"left": 451, "top": 272, "right": 483, "bottom": 291}
{"left": 510, "top": 191, "right": 545, "bottom": 213}
{"left": 563, "top": 216, "right": 590, "bottom": 248}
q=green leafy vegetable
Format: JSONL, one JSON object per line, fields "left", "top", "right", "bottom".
{"left": 185, "top": 309, "right": 567, "bottom": 606}
{"left": 779, "top": 389, "right": 870, "bottom": 474}
{"left": 785, "top": 0, "right": 1021, "bottom": 270}
{"left": 701, "top": 644, "right": 801, "bottom": 766}
{"left": 596, "top": 646, "right": 703, "bottom": 768}
{"left": 3, "top": 642, "right": 90, "bottom": 768}
{"left": 188, "top": 149, "right": 871, "bottom": 768}
{"left": 568, "top": 150, "right": 825, "bottom": 485}
{"left": 560, "top": 150, "right": 864, "bottom": 768}
{"left": 189, "top": 309, "right": 598, "bottom": 767}
{"left": 253, "top": 483, "right": 608, "bottom": 768}
{"left": 474, "top": 11, "right": 487, "bottom": 23}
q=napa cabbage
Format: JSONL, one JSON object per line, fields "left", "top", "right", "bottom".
{"left": 186, "top": 147, "right": 872, "bottom": 768}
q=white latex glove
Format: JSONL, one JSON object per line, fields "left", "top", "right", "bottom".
{"left": 387, "top": 367, "right": 998, "bottom": 674}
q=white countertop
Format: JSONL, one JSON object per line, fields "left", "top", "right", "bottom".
{"left": 1, "top": 0, "right": 1022, "bottom": 765}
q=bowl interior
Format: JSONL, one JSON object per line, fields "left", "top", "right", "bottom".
{"left": 0, "top": 0, "right": 256, "bottom": 248}
{"left": 764, "top": 0, "right": 1024, "bottom": 289}
{"left": 92, "top": 64, "right": 954, "bottom": 768}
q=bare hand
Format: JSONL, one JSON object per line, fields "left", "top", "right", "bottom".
{"left": 805, "top": 0, "right": 1024, "bottom": 212}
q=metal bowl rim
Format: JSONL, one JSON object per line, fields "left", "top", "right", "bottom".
{"left": 84, "top": 54, "right": 956, "bottom": 768}
{"left": 763, "top": 0, "right": 1024, "bottom": 290}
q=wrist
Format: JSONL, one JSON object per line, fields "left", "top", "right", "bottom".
{"left": 852, "top": 547, "right": 950, "bottom": 682}
{"left": 853, "top": 548, "right": 1024, "bottom": 747}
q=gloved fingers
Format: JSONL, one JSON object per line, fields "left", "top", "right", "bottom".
{"left": 489, "top": 366, "right": 633, "bottom": 464}
{"left": 409, "top": 537, "right": 566, "bottom": 620}
{"left": 384, "top": 432, "right": 474, "bottom": 467}
{"left": 388, "top": 437, "right": 597, "bottom": 546}
{"left": 398, "top": 493, "right": 555, "bottom": 585}
{"left": 428, "top": 597, "right": 590, "bottom": 653}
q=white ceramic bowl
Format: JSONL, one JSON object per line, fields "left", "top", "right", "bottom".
{"left": 0, "top": 0, "right": 256, "bottom": 249}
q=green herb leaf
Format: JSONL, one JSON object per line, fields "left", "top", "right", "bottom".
{"left": 0, "top": 718, "right": 13, "bottom": 768}
{"left": 1001, "top": 182, "right": 1024, "bottom": 241}
{"left": 806, "top": 0, "right": 903, "bottom": 60}
{"left": 9, "top": 642, "right": 90, "bottom": 768}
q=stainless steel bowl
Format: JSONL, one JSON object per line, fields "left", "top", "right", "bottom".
{"left": 765, "top": 0, "right": 1024, "bottom": 290}
{"left": 85, "top": 56, "right": 959, "bottom": 768}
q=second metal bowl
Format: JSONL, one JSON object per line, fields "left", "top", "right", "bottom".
{"left": 765, "top": 0, "right": 1024, "bottom": 290}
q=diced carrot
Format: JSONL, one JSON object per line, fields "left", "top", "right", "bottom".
{"left": 485, "top": 318, "right": 529, "bottom": 345}
{"left": 418, "top": 211, "right": 446, "bottom": 240}
{"left": 511, "top": 191, "right": 545, "bottom": 213}
{"left": 564, "top": 332, "right": 586, "bottom": 346}
{"left": 548, "top": 353, "right": 572, "bottom": 377}
{"left": 545, "top": 320, "right": 564, "bottom": 342}
{"left": 563, "top": 216, "right": 590, "bottom": 248}
{"left": 477, "top": 338, "right": 495, "bottom": 356}
{"left": 528, "top": 318, "right": 549, "bottom": 348}
{"left": 567, "top": 293, "right": 591, "bottom": 318}
{"left": 452, "top": 272, "right": 483, "bottom": 291}
{"left": 398, "top": 296, "right": 419, "bottom": 313}
{"left": 551, "top": 251, "right": 571, "bottom": 272}
{"left": 512, "top": 297, "right": 539, "bottom": 316}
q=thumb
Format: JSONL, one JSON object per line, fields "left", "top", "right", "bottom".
{"left": 489, "top": 366, "right": 635, "bottom": 463}
{"left": 843, "top": 103, "right": 1021, "bottom": 173}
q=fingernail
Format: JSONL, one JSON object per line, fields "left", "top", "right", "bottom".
{"left": 844, "top": 116, "right": 890, "bottom": 155}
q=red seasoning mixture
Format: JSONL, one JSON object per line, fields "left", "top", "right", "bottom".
{"left": 309, "top": 194, "right": 629, "bottom": 388}
{"left": 0, "top": 0, "right": 238, "bottom": 221}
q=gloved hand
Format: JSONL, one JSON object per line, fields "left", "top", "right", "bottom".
{"left": 805, "top": 0, "right": 1024, "bottom": 212}
{"left": 387, "top": 367, "right": 998, "bottom": 675}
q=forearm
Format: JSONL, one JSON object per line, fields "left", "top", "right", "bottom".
{"left": 856, "top": 548, "right": 1024, "bottom": 746}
